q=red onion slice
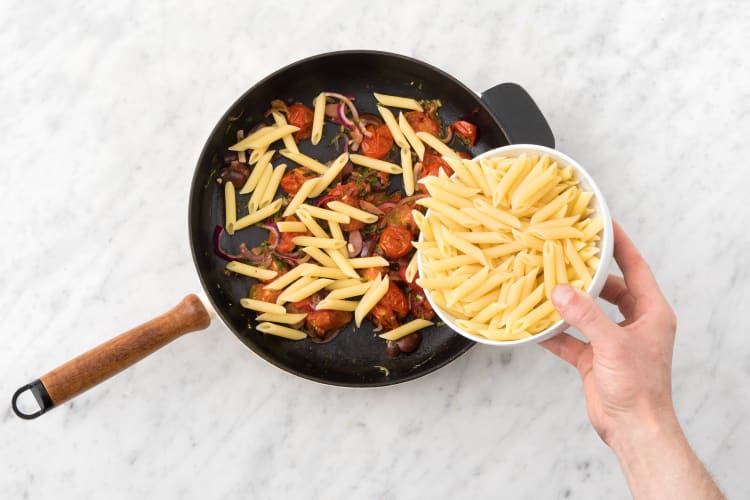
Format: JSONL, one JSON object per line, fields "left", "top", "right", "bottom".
{"left": 348, "top": 230, "right": 363, "bottom": 257}
{"left": 359, "top": 200, "right": 384, "bottom": 216}
{"left": 337, "top": 103, "right": 355, "bottom": 130}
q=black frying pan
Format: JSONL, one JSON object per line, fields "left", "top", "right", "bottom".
{"left": 12, "top": 50, "right": 553, "bottom": 419}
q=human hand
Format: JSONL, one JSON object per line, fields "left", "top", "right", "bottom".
{"left": 540, "top": 221, "right": 678, "bottom": 448}
{"left": 540, "top": 222, "right": 724, "bottom": 499}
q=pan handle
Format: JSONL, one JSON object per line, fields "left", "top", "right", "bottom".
{"left": 11, "top": 294, "right": 211, "bottom": 420}
{"left": 481, "top": 83, "right": 555, "bottom": 148}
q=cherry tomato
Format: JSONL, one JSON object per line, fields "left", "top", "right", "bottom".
{"left": 359, "top": 266, "right": 388, "bottom": 281}
{"left": 288, "top": 297, "right": 315, "bottom": 313}
{"left": 404, "top": 111, "right": 440, "bottom": 136}
{"left": 380, "top": 282, "right": 409, "bottom": 319}
{"left": 280, "top": 167, "right": 315, "bottom": 195}
{"left": 324, "top": 183, "right": 366, "bottom": 231}
{"left": 420, "top": 152, "right": 454, "bottom": 179}
{"left": 398, "top": 264, "right": 419, "bottom": 291}
{"left": 369, "top": 303, "right": 400, "bottom": 331}
{"left": 378, "top": 225, "right": 413, "bottom": 259}
{"left": 306, "top": 310, "right": 352, "bottom": 338}
{"left": 361, "top": 124, "right": 394, "bottom": 159}
{"left": 386, "top": 203, "right": 417, "bottom": 233}
{"left": 249, "top": 283, "right": 282, "bottom": 304}
{"left": 408, "top": 287, "right": 435, "bottom": 321}
{"left": 451, "top": 120, "right": 478, "bottom": 147}
{"left": 286, "top": 104, "right": 314, "bottom": 141}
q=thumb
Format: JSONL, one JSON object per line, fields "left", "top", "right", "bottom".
{"left": 551, "top": 284, "right": 614, "bottom": 343}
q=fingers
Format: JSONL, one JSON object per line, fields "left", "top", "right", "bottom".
{"left": 600, "top": 274, "right": 637, "bottom": 320}
{"left": 539, "top": 332, "right": 588, "bottom": 367}
{"left": 612, "top": 221, "right": 660, "bottom": 301}
{"left": 551, "top": 284, "right": 616, "bottom": 344}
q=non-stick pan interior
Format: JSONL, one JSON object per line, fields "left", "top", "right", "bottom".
{"left": 189, "top": 51, "right": 509, "bottom": 386}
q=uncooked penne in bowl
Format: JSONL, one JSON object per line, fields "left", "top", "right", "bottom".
{"left": 415, "top": 144, "right": 614, "bottom": 346}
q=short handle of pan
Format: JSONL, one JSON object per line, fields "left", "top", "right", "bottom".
{"left": 11, "top": 294, "right": 212, "bottom": 420}
{"left": 481, "top": 82, "right": 555, "bottom": 148}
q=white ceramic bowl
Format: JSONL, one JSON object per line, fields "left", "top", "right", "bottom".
{"left": 417, "top": 144, "right": 614, "bottom": 346}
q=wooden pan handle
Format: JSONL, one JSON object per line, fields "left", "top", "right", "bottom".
{"left": 12, "top": 294, "right": 211, "bottom": 419}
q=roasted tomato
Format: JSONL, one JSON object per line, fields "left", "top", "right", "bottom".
{"left": 281, "top": 167, "right": 315, "bottom": 195}
{"left": 380, "top": 282, "right": 409, "bottom": 319}
{"left": 361, "top": 124, "right": 394, "bottom": 159}
{"left": 369, "top": 303, "right": 400, "bottom": 331}
{"left": 408, "top": 287, "right": 435, "bottom": 321}
{"left": 398, "top": 264, "right": 419, "bottom": 291}
{"left": 404, "top": 111, "right": 440, "bottom": 136}
{"left": 272, "top": 216, "right": 308, "bottom": 254}
{"left": 386, "top": 203, "right": 418, "bottom": 233}
{"left": 287, "top": 297, "right": 316, "bottom": 314}
{"left": 249, "top": 283, "right": 282, "bottom": 304}
{"left": 287, "top": 104, "right": 315, "bottom": 141}
{"left": 420, "top": 152, "right": 454, "bottom": 179}
{"left": 378, "top": 225, "right": 413, "bottom": 259}
{"left": 451, "top": 120, "right": 478, "bottom": 147}
{"left": 325, "top": 182, "right": 366, "bottom": 231}
{"left": 306, "top": 310, "right": 352, "bottom": 338}
{"left": 360, "top": 266, "right": 388, "bottom": 281}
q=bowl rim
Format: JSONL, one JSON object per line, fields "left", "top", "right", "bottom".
{"left": 417, "top": 144, "right": 614, "bottom": 346}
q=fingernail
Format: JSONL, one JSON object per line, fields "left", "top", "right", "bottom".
{"left": 551, "top": 285, "right": 575, "bottom": 308}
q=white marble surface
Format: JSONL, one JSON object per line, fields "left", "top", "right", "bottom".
{"left": 2, "top": 1, "right": 749, "bottom": 498}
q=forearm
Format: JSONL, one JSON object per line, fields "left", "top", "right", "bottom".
{"left": 611, "top": 412, "right": 724, "bottom": 500}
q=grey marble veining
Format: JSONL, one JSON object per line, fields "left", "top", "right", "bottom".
{"left": 2, "top": 1, "right": 749, "bottom": 499}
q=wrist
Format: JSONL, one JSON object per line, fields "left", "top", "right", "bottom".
{"left": 610, "top": 407, "right": 684, "bottom": 459}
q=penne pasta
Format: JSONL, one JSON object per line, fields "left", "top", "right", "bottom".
{"left": 326, "top": 282, "right": 372, "bottom": 300}
{"left": 301, "top": 246, "right": 338, "bottom": 268}
{"left": 228, "top": 198, "right": 283, "bottom": 234}
{"left": 256, "top": 322, "right": 307, "bottom": 340}
{"left": 310, "top": 92, "right": 326, "bottom": 145}
{"left": 240, "top": 125, "right": 300, "bottom": 151}
{"left": 379, "top": 318, "right": 434, "bottom": 341}
{"left": 377, "top": 105, "right": 409, "bottom": 149}
{"left": 401, "top": 147, "right": 415, "bottom": 196}
{"left": 291, "top": 236, "right": 346, "bottom": 249}
{"left": 349, "top": 154, "right": 403, "bottom": 174}
{"left": 278, "top": 278, "right": 333, "bottom": 303}
{"left": 373, "top": 92, "right": 423, "bottom": 111}
{"left": 277, "top": 221, "right": 307, "bottom": 232}
{"left": 263, "top": 264, "right": 315, "bottom": 291}
{"left": 247, "top": 162, "right": 273, "bottom": 213}
{"left": 279, "top": 149, "right": 329, "bottom": 175}
{"left": 240, "top": 298, "right": 286, "bottom": 315}
{"left": 308, "top": 152, "right": 350, "bottom": 197}
{"left": 418, "top": 152, "right": 604, "bottom": 341}
{"left": 229, "top": 125, "right": 275, "bottom": 151}
{"left": 256, "top": 312, "right": 308, "bottom": 324}
{"left": 283, "top": 177, "right": 320, "bottom": 217}
{"left": 324, "top": 278, "right": 365, "bottom": 290}
{"left": 326, "top": 200, "right": 378, "bottom": 224}
{"left": 354, "top": 275, "right": 389, "bottom": 327}
{"left": 240, "top": 149, "right": 275, "bottom": 194}
{"left": 296, "top": 209, "right": 330, "bottom": 238}
{"left": 226, "top": 261, "right": 278, "bottom": 281}
{"left": 326, "top": 249, "right": 360, "bottom": 279}
{"left": 259, "top": 163, "right": 286, "bottom": 209}
{"left": 224, "top": 181, "right": 236, "bottom": 230}
{"left": 348, "top": 256, "right": 389, "bottom": 269}
{"left": 415, "top": 131, "right": 459, "bottom": 159}
{"left": 271, "top": 111, "right": 299, "bottom": 154}
{"left": 398, "top": 112, "right": 425, "bottom": 161}
{"left": 316, "top": 298, "right": 358, "bottom": 312}
{"left": 298, "top": 203, "right": 350, "bottom": 224}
